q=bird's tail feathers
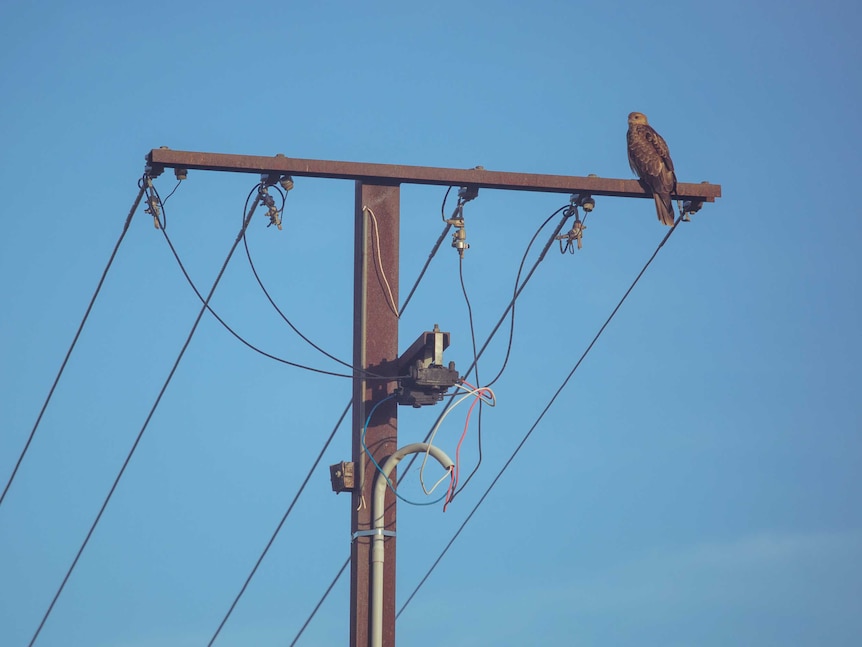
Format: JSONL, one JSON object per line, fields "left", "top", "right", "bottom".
{"left": 654, "top": 193, "right": 675, "bottom": 227}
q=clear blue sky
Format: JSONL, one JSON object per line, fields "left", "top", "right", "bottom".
{"left": 2, "top": 1, "right": 860, "bottom": 645}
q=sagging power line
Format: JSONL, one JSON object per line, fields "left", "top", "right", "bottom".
{"left": 0, "top": 182, "right": 145, "bottom": 510}
{"left": 27, "top": 177, "right": 263, "bottom": 646}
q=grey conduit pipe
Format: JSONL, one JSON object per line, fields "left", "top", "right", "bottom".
{"left": 371, "top": 443, "right": 455, "bottom": 647}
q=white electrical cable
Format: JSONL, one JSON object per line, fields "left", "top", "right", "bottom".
{"left": 363, "top": 206, "right": 399, "bottom": 318}
{"left": 425, "top": 467, "right": 454, "bottom": 497}
{"left": 419, "top": 384, "right": 496, "bottom": 494}
{"left": 454, "top": 381, "right": 497, "bottom": 401}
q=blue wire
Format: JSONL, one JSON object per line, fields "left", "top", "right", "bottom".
{"left": 362, "top": 394, "right": 449, "bottom": 506}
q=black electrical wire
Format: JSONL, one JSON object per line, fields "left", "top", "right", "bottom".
{"left": 481, "top": 206, "right": 569, "bottom": 387}
{"left": 400, "top": 224, "right": 451, "bottom": 315}
{"left": 458, "top": 256, "right": 481, "bottom": 387}
{"left": 278, "top": 198, "right": 575, "bottom": 642}
{"left": 287, "top": 555, "right": 351, "bottom": 647}
{"left": 241, "top": 187, "right": 402, "bottom": 380}
{"left": 161, "top": 179, "right": 181, "bottom": 205}
{"left": 207, "top": 399, "right": 352, "bottom": 646}
{"left": 163, "top": 230, "right": 360, "bottom": 378}
{"left": 396, "top": 215, "right": 685, "bottom": 619}
{"left": 244, "top": 246, "right": 358, "bottom": 371}
{"left": 437, "top": 204, "right": 570, "bottom": 392}
{"left": 151, "top": 182, "right": 399, "bottom": 381}
{"left": 206, "top": 188, "right": 459, "bottom": 643}
{"left": 449, "top": 207, "right": 566, "bottom": 499}
{"left": 399, "top": 185, "right": 455, "bottom": 315}
{"left": 451, "top": 254, "right": 484, "bottom": 496}
{"left": 27, "top": 182, "right": 261, "bottom": 647}
{"left": 397, "top": 204, "right": 571, "bottom": 492}
{"left": 0, "top": 180, "right": 145, "bottom": 511}
{"left": 243, "top": 219, "right": 356, "bottom": 371}
{"left": 269, "top": 210, "right": 682, "bottom": 640}
{"left": 234, "top": 183, "right": 465, "bottom": 378}
{"left": 241, "top": 187, "right": 461, "bottom": 643}
{"left": 449, "top": 207, "right": 563, "bottom": 498}
{"left": 440, "top": 186, "right": 453, "bottom": 223}
{"left": 231, "top": 198, "right": 679, "bottom": 642}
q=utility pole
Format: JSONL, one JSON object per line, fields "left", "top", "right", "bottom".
{"left": 144, "top": 148, "right": 720, "bottom": 647}
{"left": 350, "top": 182, "right": 400, "bottom": 647}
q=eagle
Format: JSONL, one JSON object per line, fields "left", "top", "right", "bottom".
{"left": 627, "top": 112, "right": 677, "bottom": 226}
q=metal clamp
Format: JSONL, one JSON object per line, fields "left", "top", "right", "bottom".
{"left": 352, "top": 528, "right": 396, "bottom": 541}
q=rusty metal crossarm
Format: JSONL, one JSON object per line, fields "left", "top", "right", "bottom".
{"left": 146, "top": 148, "right": 721, "bottom": 202}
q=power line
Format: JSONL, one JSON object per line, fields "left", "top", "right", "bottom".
{"left": 152, "top": 181, "right": 396, "bottom": 381}
{"left": 399, "top": 223, "right": 451, "bottom": 316}
{"left": 458, "top": 256, "right": 481, "bottom": 386}
{"left": 257, "top": 199, "right": 575, "bottom": 645}
{"left": 244, "top": 219, "right": 357, "bottom": 371}
{"left": 239, "top": 183, "right": 361, "bottom": 371}
{"left": 450, "top": 206, "right": 565, "bottom": 498}
{"left": 397, "top": 204, "right": 571, "bottom": 491}
{"left": 160, "top": 219, "right": 361, "bottom": 379}
{"left": 0, "top": 180, "right": 145, "bottom": 511}
{"left": 207, "top": 400, "right": 352, "bottom": 646}
{"left": 207, "top": 205, "right": 684, "bottom": 642}
{"left": 279, "top": 201, "right": 576, "bottom": 641}
{"left": 207, "top": 191, "right": 453, "bottom": 642}
{"left": 288, "top": 555, "right": 351, "bottom": 647}
{"left": 484, "top": 208, "right": 565, "bottom": 389}
{"left": 452, "top": 254, "right": 484, "bottom": 496}
{"left": 397, "top": 215, "right": 684, "bottom": 618}
{"left": 466, "top": 205, "right": 570, "bottom": 383}
{"left": 27, "top": 179, "right": 262, "bottom": 647}
{"left": 160, "top": 179, "right": 182, "bottom": 205}
{"left": 398, "top": 186, "right": 455, "bottom": 315}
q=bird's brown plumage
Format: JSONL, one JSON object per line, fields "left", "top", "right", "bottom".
{"left": 626, "top": 112, "right": 677, "bottom": 226}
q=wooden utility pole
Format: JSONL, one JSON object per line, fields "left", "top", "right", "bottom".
{"left": 143, "top": 148, "right": 721, "bottom": 647}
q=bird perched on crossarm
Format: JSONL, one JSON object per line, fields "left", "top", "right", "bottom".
{"left": 627, "top": 111, "right": 677, "bottom": 226}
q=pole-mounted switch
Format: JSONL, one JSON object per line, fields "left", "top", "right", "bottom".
{"left": 396, "top": 325, "right": 460, "bottom": 407}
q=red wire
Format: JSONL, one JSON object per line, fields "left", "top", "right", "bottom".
{"left": 441, "top": 383, "right": 494, "bottom": 511}
{"left": 445, "top": 387, "right": 491, "bottom": 510}
{"left": 443, "top": 467, "right": 455, "bottom": 512}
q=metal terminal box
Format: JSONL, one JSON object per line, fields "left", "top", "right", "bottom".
{"left": 329, "top": 461, "right": 355, "bottom": 493}
{"left": 397, "top": 325, "right": 459, "bottom": 407}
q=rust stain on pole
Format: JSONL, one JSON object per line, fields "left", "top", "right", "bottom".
{"left": 146, "top": 148, "right": 721, "bottom": 202}
{"left": 351, "top": 182, "right": 399, "bottom": 647}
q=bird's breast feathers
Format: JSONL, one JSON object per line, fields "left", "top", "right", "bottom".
{"left": 628, "top": 124, "right": 674, "bottom": 177}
